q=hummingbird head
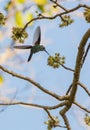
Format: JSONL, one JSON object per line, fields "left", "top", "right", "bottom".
{"left": 32, "top": 45, "right": 50, "bottom": 55}
{"left": 40, "top": 45, "right": 50, "bottom": 55}
{"left": 39, "top": 45, "right": 45, "bottom": 51}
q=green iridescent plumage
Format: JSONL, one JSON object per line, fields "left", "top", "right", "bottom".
{"left": 31, "top": 45, "right": 45, "bottom": 53}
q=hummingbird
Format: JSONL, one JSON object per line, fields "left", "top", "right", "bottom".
{"left": 14, "top": 26, "right": 49, "bottom": 62}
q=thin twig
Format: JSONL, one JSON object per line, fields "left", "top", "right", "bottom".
{"left": 0, "top": 101, "right": 66, "bottom": 110}
{"left": 66, "top": 84, "right": 72, "bottom": 95}
{"left": 82, "top": 43, "right": 90, "bottom": 67}
{"left": 50, "top": 0, "right": 68, "bottom": 11}
{"left": 44, "top": 108, "right": 66, "bottom": 128}
{"left": 55, "top": 125, "right": 66, "bottom": 128}
{"left": 73, "top": 101, "right": 90, "bottom": 113}
{"left": 65, "top": 80, "right": 90, "bottom": 96}
{"left": 21, "top": 4, "right": 90, "bottom": 32}
{"left": 0, "top": 102, "right": 47, "bottom": 109}
{"left": 60, "top": 64, "right": 74, "bottom": 72}
{"left": 44, "top": 108, "right": 55, "bottom": 121}
{"left": 78, "top": 82, "right": 90, "bottom": 96}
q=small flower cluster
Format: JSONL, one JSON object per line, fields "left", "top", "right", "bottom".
{"left": 60, "top": 15, "right": 74, "bottom": 27}
{"left": 11, "top": 27, "right": 28, "bottom": 43}
{"left": 44, "top": 116, "right": 59, "bottom": 130}
{"left": 84, "top": 114, "right": 90, "bottom": 126}
{"left": 47, "top": 53, "right": 65, "bottom": 68}
{"left": 84, "top": 8, "right": 90, "bottom": 23}
{"left": 0, "top": 13, "right": 6, "bottom": 25}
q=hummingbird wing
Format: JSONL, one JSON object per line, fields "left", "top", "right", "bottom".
{"left": 27, "top": 51, "right": 33, "bottom": 62}
{"left": 14, "top": 45, "right": 32, "bottom": 49}
{"left": 33, "top": 26, "right": 41, "bottom": 45}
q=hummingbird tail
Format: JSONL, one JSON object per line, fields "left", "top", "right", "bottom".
{"left": 27, "top": 52, "right": 33, "bottom": 62}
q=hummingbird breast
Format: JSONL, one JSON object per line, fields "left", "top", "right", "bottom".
{"left": 32, "top": 45, "right": 45, "bottom": 53}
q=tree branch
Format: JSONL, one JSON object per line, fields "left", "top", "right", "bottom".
{"left": 78, "top": 82, "right": 90, "bottom": 96}
{"left": 0, "top": 101, "right": 66, "bottom": 110}
{"left": 69, "top": 28, "right": 90, "bottom": 104}
{"left": 59, "top": 28, "right": 90, "bottom": 129}
{"left": 44, "top": 108, "right": 55, "bottom": 120}
{"left": 73, "top": 101, "right": 90, "bottom": 113}
{"left": 0, "top": 65, "right": 68, "bottom": 101}
{"left": 48, "top": 102, "right": 67, "bottom": 110}
{"left": 60, "top": 109, "right": 71, "bottom": 130}
{"left": 21, "top": 4, "right": 90, "bottom": 32}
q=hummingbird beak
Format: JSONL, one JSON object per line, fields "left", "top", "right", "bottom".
{"left": 44, "top": 50, "right": 50, "bottom": 55}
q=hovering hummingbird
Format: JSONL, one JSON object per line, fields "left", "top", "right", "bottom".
{"left": 14, "top": 26, "right": 49, "bottom": 62}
